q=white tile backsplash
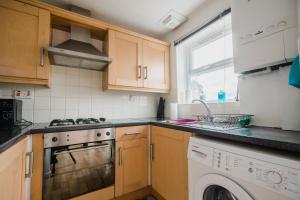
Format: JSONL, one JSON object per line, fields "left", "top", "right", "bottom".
{"left": 65, "top": 67, "right": 80, "bottom": 87}
{"left": 0, "top": 84, "right": 15, "bottom": 96}
{"left": 65, "top": 109, "right": 78, "bottom": 119}
{"left": 22, "top": 99, "right": 34, "bottom": 110}
{"left": 65, "top": 86, "right": 79, "bottom": 97}
{"left": 35, "top": 86, "right": 51, "bottom": 97}
{"left": 0, "top": 66, "right": 158, "bottom": 123}
{"left": 34, "top": 96, "right": 50, "bottom": 110}
{"left": 51, "top": 97, "right": 66, "bottom": 110}
{"left": 51, "top": 71, "right": 66, "bottom": 86}
{"left": 34, "top": 109, "right": 50, "bottom": 123}
{"left": 51, "top": 85, "right": 66, "bottom": 97}
{"left": 79, "top": 69, "right": 93, "bottom": 87}
{"left": 22, "top": 109, "right": 33, "bottom": 122}
{"left": 65, "top": 98, "right": 79, "bottom": 110}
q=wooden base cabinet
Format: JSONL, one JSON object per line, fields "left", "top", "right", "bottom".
{"left": 0, "top": 137, "right": 29, "bottom": 200}
{"left": 115, "top": 126, "right": 149, "bottom": 197}
{"left": 103, "top": 30, "right": 170, "bottom": 93}
{"left": 151, "top": 126, "right": 191, "bottom": 200}
{"left": 0, "top": 0, "right": 50, "bottom": 86}
{"left": 31, "top": 134, "right": 44, "bottom": 200}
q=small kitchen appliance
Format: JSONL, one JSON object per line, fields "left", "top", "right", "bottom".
{"left": 156, "top": 97, "right": 165, "bottom": 120}
{"left": 0, "top": 99, "right": 22, "bottom": 127}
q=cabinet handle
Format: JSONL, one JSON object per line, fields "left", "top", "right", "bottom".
{"left": 25, "top": 152, "right": 34, "bottom": 178}
{"left": 144, "top": 66, "right": 148, "bottom": 79}
{"left": 137, "top": 65, "right": 142, "bottom": 79}
{"left": 118, "top": 147, "right": 122, "bottom": 166}
{"left": 54, "top": 144, "right": 109, "bottom": 155}
{"left": 40, "top": 48, "right": 45, "bottom": 67}
{"left": 125, "top": 132, "right": 142, "bottom": 136}
{"left": 150, "top": 144, "right": 154, "bottom": 161}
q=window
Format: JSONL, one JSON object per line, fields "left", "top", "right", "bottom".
{"left": 177, "top": 12, "right": 238, "bottom": 103}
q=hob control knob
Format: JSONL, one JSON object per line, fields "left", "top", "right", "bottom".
{"left": 52, "top": 137, "right": 58, "bottom": 142}
{"left": 266, "top": 171, "right": 282, "bottom": 184}
{"left": 97, "top": 133, "right": 101, "bottom": 137}
{"left": 106, "top": 132, "right": 110, "bottom": 136}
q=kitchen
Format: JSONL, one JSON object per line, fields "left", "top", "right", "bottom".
{"left": 0, "top": 0, "right": 300, "bottom": 200}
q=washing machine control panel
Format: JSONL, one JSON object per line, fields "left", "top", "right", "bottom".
{"left": 212, "top": 149, "right": 300, "bottom": 199}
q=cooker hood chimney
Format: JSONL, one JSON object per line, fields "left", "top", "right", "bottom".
{"left": 48, "top": 5, "right": 111, "bottom": 71}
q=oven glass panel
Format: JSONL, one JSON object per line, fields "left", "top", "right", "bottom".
{"left": 43, "top": 141, "right": 114, "bottom": 200}
{"left": 203, "top": 185, "right": 238, "bottom": 200}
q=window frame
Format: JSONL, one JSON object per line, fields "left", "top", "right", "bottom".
{"left": 185, "top": 14, "right": 237, "bottom": 103}
{"left": 188, "top": 27, "right": 233, "bottom": 75}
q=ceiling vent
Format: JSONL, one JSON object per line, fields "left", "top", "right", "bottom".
{"left": 160, "top": 10, "right": 188, "bottom": 30}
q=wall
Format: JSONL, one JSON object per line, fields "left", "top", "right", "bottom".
{"left": 162, "top": 0, "right": 300, "bottom": 130}
{"left": 0, "top": 66, "right": 158, "bottom": 123}
{"left": 239, "top": 68, "right": 300, "bottom": 130}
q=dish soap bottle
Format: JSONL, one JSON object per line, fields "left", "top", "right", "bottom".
{"left": 218, "top": 90, "right": 226, "bottom": 103}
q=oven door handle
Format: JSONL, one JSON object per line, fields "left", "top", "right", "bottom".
{"left": 54, "top": 144, "right": 110, "bottom": 155}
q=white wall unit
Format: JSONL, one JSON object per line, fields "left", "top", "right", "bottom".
{"left": 231, "top": 0, "right": 298, "bottom": 73}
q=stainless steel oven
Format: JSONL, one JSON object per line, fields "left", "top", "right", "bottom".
{"left": 43, "top": 128, "right": 115, "bottom": 200}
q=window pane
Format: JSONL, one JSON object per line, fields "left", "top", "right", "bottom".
{"left": 190, "top": 66, "right": 238, "bottom": 101}
{"left": 184, "top": 13, "right": 237, "bottom": 103}
{"left": 191, "top": 34, "right": 233, "bottom": 69}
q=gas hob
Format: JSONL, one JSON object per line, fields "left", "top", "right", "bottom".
{"left": 49, "top": 118, "right": 108, "bottom": 127}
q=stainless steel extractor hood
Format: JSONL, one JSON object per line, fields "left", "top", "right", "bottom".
{"left": 48, "top": 6, "right": 112, "bottom": 71}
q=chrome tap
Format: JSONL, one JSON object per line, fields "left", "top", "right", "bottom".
{"left": 192, "top": 99, "right": 212, "bottom": 121}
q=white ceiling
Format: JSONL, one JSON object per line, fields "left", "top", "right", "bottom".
{"left": 43, "top": 0, "right": 206, "bottom": 38}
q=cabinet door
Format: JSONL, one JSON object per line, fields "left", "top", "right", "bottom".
{"left": 0, "top": 137, "right": 27, "bottom": 200}
{"left": 142, "top": 40, "right": 170, "bottom": 90}
{"left": 108, "top": 30, "right": 143, "bottom": 87}
{"left": 0, "top": 0, "right": 50, "bottom": 80}
{"left": 116, "top": 125, "right": 148, "bottom": 142}
{"left": 151, "top": 126, "right": 190, "bottom": 200}
{"left": 115, "top": 138, "right": 148, "bottom": 196}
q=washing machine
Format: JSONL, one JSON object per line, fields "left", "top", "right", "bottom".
{"left": 188, "top": 136, "right": 300, "bottom": 200}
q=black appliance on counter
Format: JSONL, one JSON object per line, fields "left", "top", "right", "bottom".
{"left": 0, "top": 99, "right": 22, "bottom": 127}
{"left": 156, "top": 97, "right": 165, "bottom": 120}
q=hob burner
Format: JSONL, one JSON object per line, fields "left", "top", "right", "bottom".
{"left": 49, "top": 119, "right": 75, "bottom": 126}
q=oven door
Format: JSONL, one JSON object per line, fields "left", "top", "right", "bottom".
{"left": 43, "top": 141, "right": 115, "bottom": 200}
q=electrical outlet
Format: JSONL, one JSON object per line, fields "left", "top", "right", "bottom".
{"left": 14, "top": 90, "right": 33, "bottom": 99}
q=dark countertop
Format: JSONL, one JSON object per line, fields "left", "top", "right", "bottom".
{"left": 1, "top": 118, "right": 300, "bottom": 154}
{"left": 0, "top": 124, "right": 34, "bottom": 153}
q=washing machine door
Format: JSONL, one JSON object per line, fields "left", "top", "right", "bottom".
{"left": 193, "top": 174, "right": 254, "bottom": 200}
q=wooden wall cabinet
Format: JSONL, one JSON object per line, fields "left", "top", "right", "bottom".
{"left": 115, "top": 126, "right": 149, "bottom": 197}
{"left": 142, "top": 40, "right": 170, "bottom": 90}
{"left": 103, "top": 30, "right": 170, "bottom": 93}
{"left": 0, "top": 0, "right": 50, "bottom": 86}
{"left": 151, "top": 126, "right": 191, "bottom": 200}
{"left": 0, "top": 137, "right": 29, "bottom": 200}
